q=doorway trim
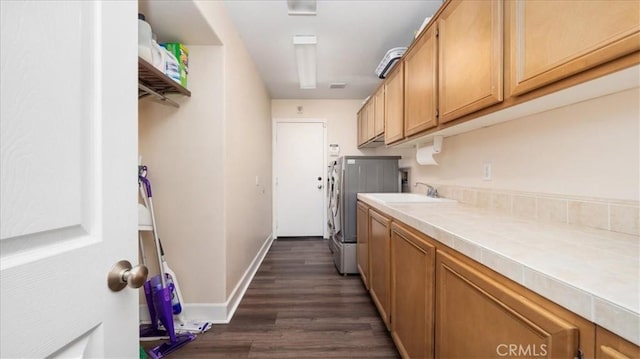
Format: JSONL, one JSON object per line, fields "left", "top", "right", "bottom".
{"left": 272, "top": 118, "right": 328, "bottom": 239}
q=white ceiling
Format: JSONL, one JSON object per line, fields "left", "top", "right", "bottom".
{"left": 223, "top": 0, "right": 443, "bottom": 100}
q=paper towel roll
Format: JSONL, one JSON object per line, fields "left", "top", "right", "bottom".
{"left": 416, "top": 145, "right": 439, "bottom": 165}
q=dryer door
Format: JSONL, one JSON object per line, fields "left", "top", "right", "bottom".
{"left": 326, "top": 162, "right": 336, "bottom": 236}
{"left": 331, "top": 163, "right": 342, "bottom": 237}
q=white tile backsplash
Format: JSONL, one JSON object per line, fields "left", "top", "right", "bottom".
{"left": 430, "top": 185, "right": 639, "bottom": 236}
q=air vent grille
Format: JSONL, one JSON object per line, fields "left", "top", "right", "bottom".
{"left": 329, "top": 83, "right": 347, "bottom": 89}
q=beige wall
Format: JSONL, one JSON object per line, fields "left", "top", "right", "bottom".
{"left": 195, "top": 1, "right": 273, "bottom": 299}
{"left": 139, "top": 46, "right": 226, "bottom": 302}
{"left": 139, "top": 1, "right": 272, "bottom": 307}
{"left": 405, "top": 88, "right": 640, "bottom": 201}
{"left": 271, "top": 99, "right": 411, "bottom": 158}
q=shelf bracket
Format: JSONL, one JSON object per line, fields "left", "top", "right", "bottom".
{"left": 138, "top": 82, "right": 180, "bottom": 108}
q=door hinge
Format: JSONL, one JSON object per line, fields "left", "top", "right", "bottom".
{"left": 275, "top": 177, "right": 278, "bottom": 186}
{"left": 435, "top": 109, "right": 439, "bottom": 118}
{"left": 435, "top": 28, "right": 439, "bottom": 37}
{"left": 574, "top": 349, "right": 584, "bottom": 359}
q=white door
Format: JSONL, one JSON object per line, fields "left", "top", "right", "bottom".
{"left": 275, "top": 121, "right": 326, "bottom": 237}
{"left": 1, "top": 1, "right": 139, "bottom": 358}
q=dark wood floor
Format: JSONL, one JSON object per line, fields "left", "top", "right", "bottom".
{"left": 142, "top": 238, "right": 399, "bottom": 358}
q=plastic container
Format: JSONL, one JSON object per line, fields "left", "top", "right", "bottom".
{"left": 138, "top": 13, "right": 153, "bottom": 62}
{"left": 150, "top": 39, "right": 166, "bottom": 72}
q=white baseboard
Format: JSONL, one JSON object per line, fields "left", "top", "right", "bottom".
{"left": 139, "top": 233, "right": 274, "bottom": 324}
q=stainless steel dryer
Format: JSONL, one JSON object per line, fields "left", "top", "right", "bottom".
{"left": 328, "top": 156, "right": 400, "bottom": 274}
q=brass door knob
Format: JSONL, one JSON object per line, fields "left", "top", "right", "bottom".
{"left": 108, "top": 260, "right": 148, "bottom": 292}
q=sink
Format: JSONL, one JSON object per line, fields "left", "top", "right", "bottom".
{"left": 366, "top": 193, "right": 457, "bottom": 203}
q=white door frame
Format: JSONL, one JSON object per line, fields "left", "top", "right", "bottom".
{"left": 272, "top": 118, "right": 328, "bottom": 239}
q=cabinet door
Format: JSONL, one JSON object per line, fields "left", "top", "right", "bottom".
{"left": 357, "top": 107, "right": 367, "bottom": 146}
{"left": 384, "top": 63, "right": 404, "bottom": 145}
{"left": 436, "top": 251, "right": 579, "bottom": 359}
{"left": 356, "top": 201, "right": 370, "bottom": 290}
{"left": 391, "top": 223, "right": 435, "bottom": 359}
{"left": 369, "top": 210, "right": 391, "bottom": 330}
{"left": 374, "top": 87, "right": 385, "bottom": 137}
{"left": 438, "top": 0, "right": 503, "bottom": 123}
{"left": 508, "top": 0, "right": 640, "bottom": 96}
{"left": 366, "top": 99, "right": 375, "bottom": 141}
{"left": 596, "top": 326, "right": 640, "bottom": 359}
{"left": 404, "top": 26, "right": 437, "bottom": 137}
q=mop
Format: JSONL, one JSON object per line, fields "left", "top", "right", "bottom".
{"left": 137, "top": 167, "right": 212, "bottom": 336}
{"left": 138, "top": 165, "right": 197, "bottom": 358}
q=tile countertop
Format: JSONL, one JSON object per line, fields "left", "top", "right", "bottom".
{"left": 358, "top": 193, "right": 640, "bottom": 346}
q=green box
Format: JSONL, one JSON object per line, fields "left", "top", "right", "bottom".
{"left": 163, "top": 43, "right": 188, "bottom": 88}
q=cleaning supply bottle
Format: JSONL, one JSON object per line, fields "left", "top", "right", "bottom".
{"left": 165, "top": 274, "right": 182, "bottom": 315}
{"left": 150, "top": 274, "right": 182, "bottom": 315}
{"left": 138, "top": 13, "right": 153, "bottom": 62}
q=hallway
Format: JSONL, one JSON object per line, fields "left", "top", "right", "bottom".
{"left": 144, "top": 238, "right": 399, "bottom": 358}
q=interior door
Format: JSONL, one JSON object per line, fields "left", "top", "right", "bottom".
{"left": 275, "top": 121, "right": 325, "bottom": 237}
{"left": 0, "top": 1, "right": 138, "bottom": 358}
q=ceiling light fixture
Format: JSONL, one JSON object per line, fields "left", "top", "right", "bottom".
{"left": 293, "top": 35, "right": 317, "bottom": 89}
{"left": 287, "top": 0, "right": 317, "bottom": 16}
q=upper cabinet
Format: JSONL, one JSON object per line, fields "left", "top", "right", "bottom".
{"left": 366, "top": 97, "right": 376, "bottom": 140}
{"left": 374, "top": 87, "right": 385, "bottom": 137}
{"left": 438, "top": 0, "right": 503, "bottom": 123}
{"left": 508, "top": 0, "right": 640, "bottom": 96}
{"left": 358, "top": 0, "right": 639, "bottom": 147}
{"left": 358, "top": 86, "right": 386, "bottom": 148}
{"left": 404, "top": 25, "right": 438, "bottom": 136}
{"left": 357, "top": 106, "right": 367, "bottom": 147}
{"left": 384, "top": 64, "right": 405, "bottom": 145}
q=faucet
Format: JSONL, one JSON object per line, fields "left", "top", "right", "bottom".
{"left": 415, "top": 181, "right": 439, "bottom": 198}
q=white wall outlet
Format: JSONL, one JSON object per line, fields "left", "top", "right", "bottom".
{"left": 255, "top": 176, "right": 260, "bottom": 186}
{"left": 483, "top": 162, "right": 492, "bottom": 181}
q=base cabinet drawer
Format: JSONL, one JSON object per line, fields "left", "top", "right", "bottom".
{"left": 596, "top": 326, "right": 640, "bottom": 359}
{"left": 369, "top": 210, "right": 391, "bottom": 330}
{"left": 435, "top": 251, "right": 580, "bottom": 359}
{"left": 390, "top": 223, "right": 435, "bottom": 359}
{"left": 356, "top": 202, "right": 370, "bottom": 290}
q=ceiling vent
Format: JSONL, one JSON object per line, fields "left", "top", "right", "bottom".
{"left": 329, "top": 83, "right": 347, "bottom": 89}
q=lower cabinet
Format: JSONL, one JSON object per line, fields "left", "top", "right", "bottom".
{"left": 436, "top": 251, "right": 580, "bottom": 359}
{"left": 369, "top": 209, "right": 391, "bottom": 330}
{"left": 596, "top": 326, "right": 640, "bottom": 359}
{"left": 391, "top": 223, "right": 435, "bottom": 359}
{"left": 356, "top": 201, "right": 638, "bottom": 358}
{"left": 356, "top": 201, "right": 370, "bottom": 290}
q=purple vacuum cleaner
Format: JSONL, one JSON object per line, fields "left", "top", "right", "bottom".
{"left": 138, "top": 166, "right": 196, "bottom": 358}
